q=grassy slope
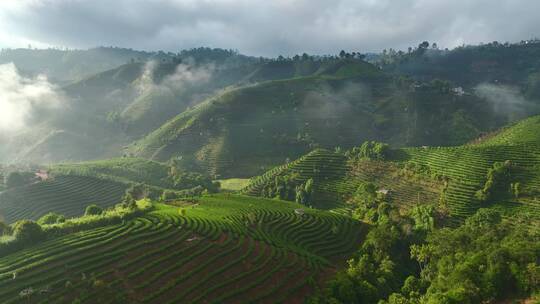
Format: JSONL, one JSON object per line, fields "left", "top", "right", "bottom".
{"left": 245, "top": 115, "right": 540, "bottom": 224}
{"left": 131, "top": 59, "right": 497, "bottom": 177}
{"left": 243, "top": 149, "right": 443, "bottom": 216}
{"left": 130, "top": 57, "right": 516, "bottom": 178}
{"left": 0, "top": 158, "right": 174, "bottom": 224}
{"left": 0, "top": 194, "right": 365, "bottom": 303}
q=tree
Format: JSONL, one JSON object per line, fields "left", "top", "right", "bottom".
{"left": 37, "top": 212, "right": 65, "bottom": 225}
{"left": 121, "top": 193, "right": 137, "bottom": 210}
{"left": 84, "top": 204, "right": 103, "bottom": 216}
{"left": 475, "top": 161, "right": 513, "bottom": 203}
{"left": 339, "top": 50, "right": 346, "bottom": 58}
{"left": 418, "top": 41, "right": 430, "bottom": 49}
{"left": 346, "top": 141, "right": 391, "bottom": 160}
{"left": 409, "top": 205, "right": 435, "bottom": 231}
{"left": 12, "top": 220, "right": 44, "bottom": 243}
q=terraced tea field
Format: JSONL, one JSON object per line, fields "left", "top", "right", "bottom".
{"left": 245, "top": 116, "right": 540, "bottom": 225}
{"left": 243, "top": 149, "right": 358, "bottom": 211}
{"left": 0, "top": 194, "right": 365, "bottom": 303}
{"left": 401, "top": 144, "right": 540, "bottom": 222}
{"left": 244, "top": 149, "right": 445, "bottom": 215}
{"left": 0, "top": 175, "right": 127, "bottom": 224}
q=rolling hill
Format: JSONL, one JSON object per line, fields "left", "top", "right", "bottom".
{"left": 244, "top": 115, "right": 540, "bottom": 225}
{"left": 0, "top": 194, "right": 365, "bottom": 303}
{"left": 130, "top": 59, "right": 508, "bottom": 178}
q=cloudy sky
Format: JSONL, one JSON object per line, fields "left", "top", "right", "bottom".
{"left": 0, "top": 0, "right": 539, "bottom": 56}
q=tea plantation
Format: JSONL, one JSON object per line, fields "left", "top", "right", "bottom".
{"left": 0, "top": 194, "right": 365, "bottom": 303}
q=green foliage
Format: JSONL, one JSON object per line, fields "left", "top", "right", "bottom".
{"left": 409, "top": 205, "right": 436, "bottom": 232}
{"left": 260, "top": 174, "right": 314, "bottom": 206}
{"left": 296, "top": 178, "right": 314, "bottom": 205}
{"left": 37, "top": 212, "right": 66, "bottom": 225}
{"left": 346, "top": 141, "right": 391, "bottom": 161}
{"left": 121, "top": 194, "right": 138, "bottom": 210}
{"left": 11, "top": 220, "right": 44, "bottom": 243}
{"left": 168, "top": 162, "right": 220, "bottom": 192}
{"left": 84, "top": 204, "right": 103, "bottom": 216}
{"left": 475, "top": 161, "right": 513, "bottom": 203}
{"left": 352, "top": 182, "right": 387, "bottom": 223}
{"left": 318, "top": 204, "right": 417, "bottom": 303}
{"left": 261, "top": 174, "right": 298, "bottom": 201}
{"left": 405, "top": 210, "right": 539, "bottom": 303}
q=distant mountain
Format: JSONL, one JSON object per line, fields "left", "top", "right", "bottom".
{"left": 383, "top": 40, "right": 540, "bottom": 96}
{"left": 3, "top": 44, "right": 540, "bottom": 168}
{"left": 0, "top": 47, "right": 155, "bottom": 84}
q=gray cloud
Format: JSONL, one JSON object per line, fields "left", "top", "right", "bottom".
{"left": 1, "top": 0, "right": 539, "bottom": 56}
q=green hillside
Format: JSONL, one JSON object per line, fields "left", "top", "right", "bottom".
{"left": 0, "top": 194, "right": 365, "bottom": 303}
{"left": 0, "top": 175, "right": 127, "bottom": 224}
{"left": 243, "top": 149, "right": 444, "bottom": 216}
{"left": 474, "top": 114, "right": 540, "bottom": 146}
{"left": 130, "top": 60, "right": 506, "bottom": 178}
{"left": 49, "top": 158, "right": 171, "bottom": 188}
{"left": 244, "top": 115, "right": 540, "bottom": 225}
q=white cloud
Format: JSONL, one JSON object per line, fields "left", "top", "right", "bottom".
{"left": 0, "top": 0, "right": 539, "bottom": 56}
{"left": 0, "top": 63, "right": 65, "bottom": 132}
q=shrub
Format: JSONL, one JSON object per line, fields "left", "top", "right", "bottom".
{"left": 37, "top": 212, "right": 66, "bottom": 225}
{"left": 84, "top": 204, "right": 103, "bottom": 216}
{"left": 346, "top": 141, "right": 390, "bottom": 161}
{"left": 476, "top": 161, "right": 513, "bottom": 203}
{"left": 12, "top": 220, "right": 44, "bottom": 243}
{"left": 121, "top": 193, "right": 138, "bottom": 210}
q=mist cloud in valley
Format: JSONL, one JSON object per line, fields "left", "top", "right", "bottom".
{"left": 0, "top": 63, "right": 66, "bottom": 134}
{"left": 137, "top": 60, "right": 214, "bottom": 96}
{"left": 474, "top": 83, "right": 539, "bottom": 121}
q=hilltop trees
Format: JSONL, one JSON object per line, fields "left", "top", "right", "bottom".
{"left": 261, "top": 175, "right": 315, "bottom": 206}
{"left": 37, "top": 212, "right": 66, "bottom": 225}
{"left": 85, "top": 204, "right": 103, "bottom": 216}
{"left": 295, "top": 178, "right": 314, "bottom": 206}
{"left": 11, "top": 220, "right": 44, "bottom": 244}
{"left": 346, "top": 141, "right": 390, "bottom": 161}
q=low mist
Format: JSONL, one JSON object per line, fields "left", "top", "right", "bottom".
{"left": 137, "top": 60, "right": 214, "bottom": 97}
{"left": 474, "top": 83, "right": 538, "bottom": 121}
{"left": 0, "top": 63, "right": 66, "bottom": 134}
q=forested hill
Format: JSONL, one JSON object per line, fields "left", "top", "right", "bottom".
{"left": 381, "top": 39, "right": 540, "bottom": 97}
